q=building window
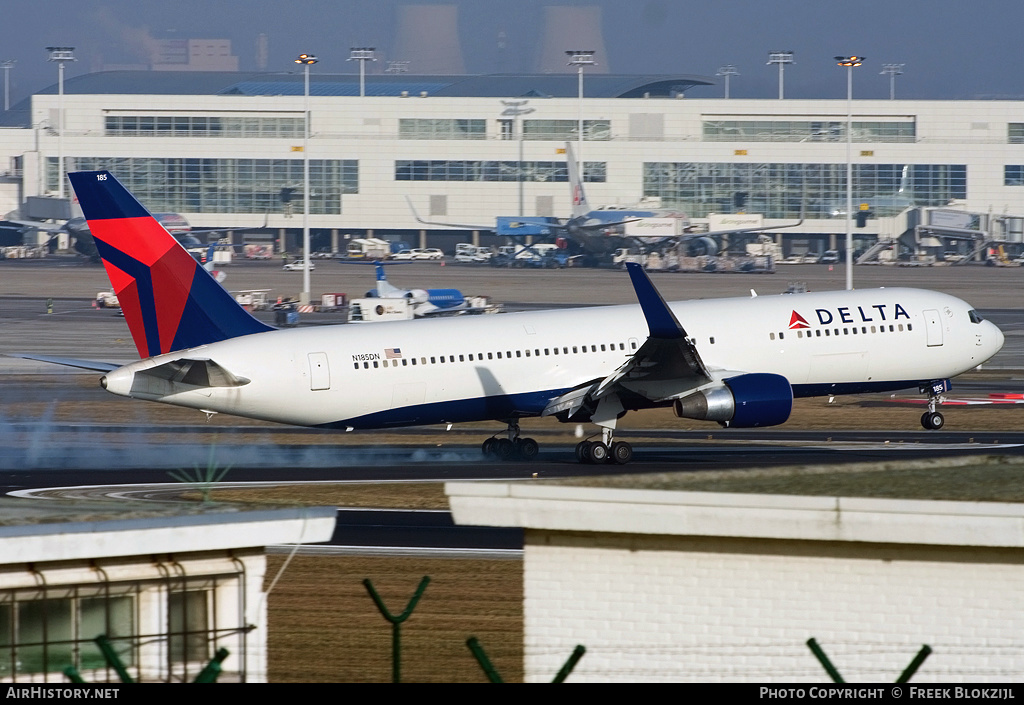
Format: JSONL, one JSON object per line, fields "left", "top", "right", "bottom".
{"left": 702, "top": 119, "right": 915, "bottom": 143}
{"left": 105, "top": 115, "right": 303, "bottom": 138}
{"left": 1005, "top": 165, "right": 1024, "bottom": 186}
{"left": 398, "top": 118, "right": 486, "bottom": 140}
{"left": 1009, "top": 124, "right": 1024, "bottom": 144}
{"left": 49, "top": 157, "right": 357, "bottom": 214}
{"left": 522, "top": 119, "right": 610, "bottom": 141}
{"left": 643, "top": 161, "right": 966, "bottom": 219}
{"left": 395, "top": 160, "right": 605, "bottom": 183}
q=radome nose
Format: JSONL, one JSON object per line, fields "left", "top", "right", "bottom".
{"left": 990, "top": 321, "right": 1005, "bottom": 354}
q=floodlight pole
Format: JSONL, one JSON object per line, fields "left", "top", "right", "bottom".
{"left": 2, "top": 60, "right": 15, "bottom": 111}
{"left": 767, "top": 51, "right": 793, "bottom": 99}
{"left": 501, "top": 100, "right": 535, "bottom": 216}
{"left": 47, "top": 47, "right": 75, "bottom": 198}
{"left": 566, "top": 51, "right": 595, "bottom": 181}
{"left": 881, "top": 63, "right": 904, "bottom": 100}
{"left": 295, "top": 53, "right": 318, "bottom": 304}
{"left": 348, "top": 47, "right": 376, "bottom": 97}
{"left": 716, "top": 65, "right": 739, "bottom": 99}
{"left": 836, "top": 56, "right": 864, "bottom": 291}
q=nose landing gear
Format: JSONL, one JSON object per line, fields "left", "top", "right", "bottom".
{"left": 919, "top": 379, "right": 950, "bottom": 430}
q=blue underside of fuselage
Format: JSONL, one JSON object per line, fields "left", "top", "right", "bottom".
{"left": 317, "top": 379, "right": 930, "bottom": 430}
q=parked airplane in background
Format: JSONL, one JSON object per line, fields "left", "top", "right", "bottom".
{"left": 827, "top": 164, "right": 916, "bottom": 218}
{"left": 13, "top": 208, "right": 264, "bottom": 262}
{"left": 363, "top": 263, "right": 469, "bottom": 317}
{"left": 17, "top": 171, "right": 1005, "bottom": 465}
{"left": 409, "top": 143, "right": 802, "bottom": 263}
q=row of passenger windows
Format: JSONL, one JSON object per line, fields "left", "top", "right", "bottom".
{"left": 353, "top": 341, "right": 638, "bottom": 370}
{"left": 769, "top": 323, "right": 912, "bottom": 340}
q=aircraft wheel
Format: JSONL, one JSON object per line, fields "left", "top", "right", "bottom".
{"left": 481, "top": 437, "right": 496, "bottom": 456}
{"left": 921, "top": 411, "right": 944, "bottom": 430}
{"left": 588, "top": 442, "right": 609, "bottom": 463}
{"left": 493, "top": 438, "right": 515, "bottom": 459}
{"left": 575, "top": 441, "right": 592, "bottom": 464}
{"left": 517, "top": 437, "right": 539, "bottom": 461}
{"left": 610, "top": 441, "right": 633, "bottom": 465}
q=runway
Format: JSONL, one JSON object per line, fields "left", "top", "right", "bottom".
{"left": 1, "top": 259, "right": 1021, "bottom": 506}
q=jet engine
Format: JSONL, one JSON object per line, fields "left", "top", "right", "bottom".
{"left": 685, "top": 236, "right": 719, "bottom": 256}
{"left": 672, "top": 373, "right": 792, "bottom": 428}
{"left": 403, "top": 289, "right": 430, "bottom": 304}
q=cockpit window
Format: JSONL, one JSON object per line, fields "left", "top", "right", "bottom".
{"left": 968, "top": 310, "right": 984, "bottom": 324}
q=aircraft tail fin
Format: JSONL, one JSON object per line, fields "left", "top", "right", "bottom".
{"left": 375, "top": 263, "right": 402, "bottom": 297}
{"left": 565, "top": 142, "right": 589, "bottom": 219}
{"left": 67, "top": 170, "right": 273, "bottom": 359}
{"left": 898, "top": 164, "right": 911, "bottom": 194}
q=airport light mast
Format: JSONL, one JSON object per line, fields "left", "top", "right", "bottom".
{"left": 566, "top": 50, "right": 595, "bottom": 182}
{"left": 767, "top": 51, "right": 793, "bottom": 99}
{"left": 501, "top": 99, "right": 535, "bottom": 217}
{"left": 46, "top": 47, "right": 75, "bottom": 199}
{"left": 716, "top": 65, "right": 739, "bottom": 99}
{"left": 881, "top": 63, "right": 904, "bottom": 100}
{"left": 836, "top": 55, "right": 864, "bottom": 291}
{"left": 348, "top": 47, "right": 376, "bottom": 97}
{"left": 2, "top": 60, "right": 15, "bottom": 111}
{"left": 295, "top": 52, "right": 318, "bottom": 305}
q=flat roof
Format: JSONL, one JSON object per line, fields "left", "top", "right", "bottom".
{"left": 0, "top": 498, "right": 336, "bottom": 563}
{"left": 447, "top": 457, "right": 1024, "bottom": 549}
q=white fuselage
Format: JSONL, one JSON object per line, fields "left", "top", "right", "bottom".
{"left": 100, "top": 287, "right": 1004, "bottom": 429}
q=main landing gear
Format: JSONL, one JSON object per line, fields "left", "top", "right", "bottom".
{"left": 575, "top": 432, "right": 633, "bottom": 465}
{"left": 481, "top": 421, "right": 635, "bottom": 464}
{"left": 481, "top": 421, "right": 539, "bottom": 461}
{"left": 919, "top": 379, "right": 950, "bottom": 430}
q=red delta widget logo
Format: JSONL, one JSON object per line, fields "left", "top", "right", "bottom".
{"left": 790, "top": 303, "right": 910, "bottom": 329}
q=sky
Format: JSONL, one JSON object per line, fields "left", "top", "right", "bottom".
{"left": 2, "top": 1, "right": 1023, "bottom": 103}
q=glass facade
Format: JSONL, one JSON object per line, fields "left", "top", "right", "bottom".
{"left": 50, "top": 157, "right": 357, "bottom": 214}
{"left": 643, "top": 162, "right": 967, "bottom": 219}
{"left": 398, "top": 118, "right": 486, "bottom": 139}
{"left": 702, "top": 120, "right": 916, "bottom": 143}
{"left": 104, "top": 115, "right": 306, "bottom": 138}
{"left": 395, "top": 160, "right": 606, "bottom": 182}
{"left": 523, "top": 119, "right": 611, "bottom": 141}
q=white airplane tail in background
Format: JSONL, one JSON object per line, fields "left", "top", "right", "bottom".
{"left": 565, "top": 142, "right": 590, "bottom": 219}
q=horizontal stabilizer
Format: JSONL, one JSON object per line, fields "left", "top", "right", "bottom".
{"left": 5, "top": 353, "right": 120, "bottom": 373}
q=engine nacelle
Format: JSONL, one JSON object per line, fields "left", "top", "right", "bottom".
{"left": 403, "top": 289, "right": 430, "bottom": 304}
{"left": 672, "top": 373, "right": 792, "bottom": 428}
{"left": 686, "top": 236, "right": 718, "bottom": 256}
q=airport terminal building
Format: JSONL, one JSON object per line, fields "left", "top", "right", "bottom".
{"left": 1, "top": 70, "right": 1023, "bottom": 260}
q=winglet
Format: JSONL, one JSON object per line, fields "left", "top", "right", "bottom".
{"left": 625, "top": 262, "right": 686, "bottom": 339}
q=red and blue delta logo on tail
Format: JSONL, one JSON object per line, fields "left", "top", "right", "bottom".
{"left": 68, "top": 171, "right": 271, "bottom": 358}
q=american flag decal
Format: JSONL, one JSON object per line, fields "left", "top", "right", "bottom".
{"left": 385, "top": 348, "right": 402, "bottom": 359}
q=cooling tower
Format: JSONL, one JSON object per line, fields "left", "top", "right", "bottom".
{"left": 393, "top": 4, "right": 465, "bottom": 75}
{"left": 535, "top": 6, "right": 609, "bottom": 74}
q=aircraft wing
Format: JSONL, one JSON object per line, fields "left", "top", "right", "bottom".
{"left": 592, "top": 262, "right": 715, "bottom": 401}
{"left": 543, "top": 263, "right": 722, "bottom": 417}
{"left": 405, "top": 196, "right": 494, "bottom": 231}
{"left": 5, "top": 353, "right": 121, "bottom": 373}
{"left": 7, "top": 220, "right": 68, "bottom": 234}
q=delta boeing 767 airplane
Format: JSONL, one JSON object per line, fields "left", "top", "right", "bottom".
{"left": 23, "top": 171, "right": 1004, "bottom": 464}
